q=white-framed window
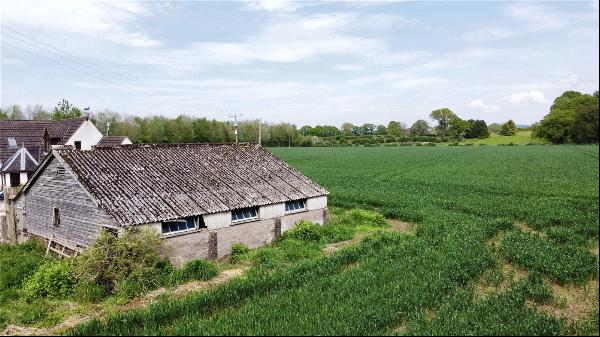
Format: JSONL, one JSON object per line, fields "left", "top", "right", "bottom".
{"left": 285, "top": 199, "right": 307, "bottom": 213}
{"left": 231, "top": 207, "right": 259, "bottom": 223}
{"left": 161, "top": 216, "right": 203, "bottom": 235}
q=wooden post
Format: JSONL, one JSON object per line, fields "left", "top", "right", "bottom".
{"left": 274, "top": 217, "right": 282, "bottom": 239}
{"left": 46, "top": 234, "right": 54, "bottom": 255}
{"left": 208, "top": 231, "right": 218, "bottom": 260}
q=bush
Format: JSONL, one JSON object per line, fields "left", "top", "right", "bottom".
{"left": 74, "top": 228, "right": 172, "bottom": 293}
{"left": 230, "top": 243, "right": 251, "bottom": 263}
{"left": 72, "top": 281, "right": 108, "bottom": 303}
{"left": 170, "top": 259, "right": 219, "bottom": 286}
{"left": 23, "top": 260, "right": 75, "bottom": 299}
{"left": 0, "top": 241, "right": 47, "bottom": 291}
{"left": 282, "top": 221, "right": 323, "bottom": 242}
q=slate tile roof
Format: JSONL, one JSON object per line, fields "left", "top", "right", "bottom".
{"left": 1, "top": 146, "right": 39, "bottom": 173}
{"left": 55, "top": 143, "right": 328, "bottom": 226}
{"left": 97, "top": 136, "right": 129, "bottom": 146}
{"left": 0, "top": 117, "right": 86, "bottom": 164}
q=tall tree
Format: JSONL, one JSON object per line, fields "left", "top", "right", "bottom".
{"left": 52, "top": 99, "right": 81, "bottom": 121}
{"left": 387, "top": 121, "right": 402, "bottom": 136}
{"left": 341, "top": 123, "right": 354, "bottom": 136}
{"left": 534, "top": 90, "right": 599, "bottom": 143}
{"left": 430, "top": 108, "right": 457, "bottom": 137}
{"left": 26, "top": 104, "right": 50, "bottom": 120}
{"left": 571, "top": 105, "right": 599, "bottom": 144}
{"left": 375, "top": 125, "right": 387, "bottom": 135}
{"left": 500, "top": 120, "right": 517, "bottom": 136}
{"left": 410, "top": 120, "right": 429, "bottom": 136}
{"left": 449, "top": 117, "right": 471, "bottom": 141}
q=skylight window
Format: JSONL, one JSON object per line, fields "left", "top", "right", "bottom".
{"left": 7, "top": 137, "right": 17, "bottom": 147}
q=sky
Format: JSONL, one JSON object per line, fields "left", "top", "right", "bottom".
{"left": 0, "top": 0, "right": 598, "bottom": 127}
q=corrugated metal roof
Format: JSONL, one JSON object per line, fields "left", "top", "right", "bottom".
{"left": 55, "top": 143, "right": 328, "bottom": 226}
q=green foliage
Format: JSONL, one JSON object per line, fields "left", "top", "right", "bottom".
{"left": 0, "top": 241, "right": 47, "bottom": 290}
{"left": 282, "top": 220, "right": 323, "bottom": 242}
{"left": 430, "top": 108, "right": 457, "bottom": 137}
{"left": 230, "top": 243, "right": 251, "bottom": 263}
{"left": 409, "top": 119, "right": 430, "bottom": 136}
{"left": 74, "top": 229, "right": 171, "bottom": 293}
{"left": 572, "top": 105, "right": 599, "bottom": 144}
{"left": 169, "top": 259, "right": 219, "bottom": 286}
{"left": 500, "top": 119, "right": 518, "bottom": 136}
{"left": 72, "top": 281, "right": 108, "bottom": 304}
{"left": 522, "top": 271, "right": 552, "bottom": 304}
{"left": 502, "top": 230, "right": 598, "bottom": 284}
{"left": 51, "top": 99, "right": 82, "bottom": 121}
{"left": 23, "top": 260, "right": 75, "bottom": 299}
{"left": 534, "top": 90, "right": 599, "bottom": 144}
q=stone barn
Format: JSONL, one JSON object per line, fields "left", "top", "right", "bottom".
{"left": 11, "top": 143, "right": 328, "bottom": 264}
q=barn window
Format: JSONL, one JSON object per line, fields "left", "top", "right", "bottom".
{"left": 231, "top": 207, "right": 259, "bottom": 223}
{"left": 161, "top": 216, "right": 201, "bottom": 235}
{"left": 285, "top": 199, "right": 307, "bottom": 213}
{"left": 74, "top": 141, "right": 82, "bottom": 150}
{"left": 56, "top": 167, "right": 65, "bottom": 176}
{"left": 52, "top": 208, "right": 60, "bottom": 227}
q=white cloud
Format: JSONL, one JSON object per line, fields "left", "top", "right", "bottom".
{"left": 468, "top": 99, "right": 499, "bottom": 113}
{"left": 504, "top": 3, "right": 567, "bottom": 32}
{"left": 507, "top": 90, "right": 548, "bottom": 105}
{"left": 135, "top": 12, "right": 421, "bottom": 71}
{"left": 1, "top": 0, "right": 162, "bottom": 48}
{"left": 349, "top": 72, "right": 450, "bottom": 90}
{"left": 463, "top": 27, "right": 515, "bottom": 43}
{"left": 244, "top": 0, "right": 303, "bottom": 12}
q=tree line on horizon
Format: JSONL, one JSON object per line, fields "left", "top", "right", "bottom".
{"left": 1, "top": 90, "right": 597, "bottom": 146}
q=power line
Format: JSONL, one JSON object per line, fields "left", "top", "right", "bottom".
{"left": 1, "top": 25, "right": 227, "bottom": 115}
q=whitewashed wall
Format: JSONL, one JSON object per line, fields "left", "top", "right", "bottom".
{"left": 261, "top": 202, "right": 285, "bottom": 219}
{"left": 19, "top": 172, "right": 28, "bottom": 185}
{"left": 204, "top": 212, "right": 231, "bottom": 230}
{"left": 64, "top": 120, "right": 103, "bottom": 150}
{"left": 307, "top": 196, "right": 327, "bottom": 210}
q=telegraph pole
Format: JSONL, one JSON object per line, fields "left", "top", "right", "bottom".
{"left": 258, "top": 118, "right": 262, "bottom": 146}
{"left": 229, "top": 113, "right": 243, "bottom": 144}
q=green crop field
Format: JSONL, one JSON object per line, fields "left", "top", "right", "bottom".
{"left": 71, "top": 145, "right": 599, "bottom": 336}
{"left": 461, "top": 131, "right": 546, "bottom": 145}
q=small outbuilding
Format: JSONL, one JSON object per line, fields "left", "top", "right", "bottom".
{"left": 12, "top": 143, "right": 328, "bottom": 264}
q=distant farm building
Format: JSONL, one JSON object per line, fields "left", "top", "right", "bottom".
{"left": 11, "top": 144, "right": 329, "bottom": 263}
{"left": 0, "top": 117, "right": 103, "bottom": 189}
{"left": 97, "top": 136, "right": 132, "bottom": 146}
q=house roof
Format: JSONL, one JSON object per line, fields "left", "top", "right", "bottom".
{"left": 0, "top": 117, "right": 87, "bottom": 163}
{"left": 1, "top": 146, "right": 39, "bottom": 173}
{"left": 49, "top": 143, "right": 328, "bottom": 226}
{"left": 97, "top": 136, "right": 130, "bottom": 146}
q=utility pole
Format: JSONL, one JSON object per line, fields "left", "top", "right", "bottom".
{"left": 229, "top": 113, "right": 242, "bottom": 144}
{"left": 106, "top": 122, "right": 111, "bottom": 136}
{"left": 258, "top": 118, "right": 262, "bottom": 146}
